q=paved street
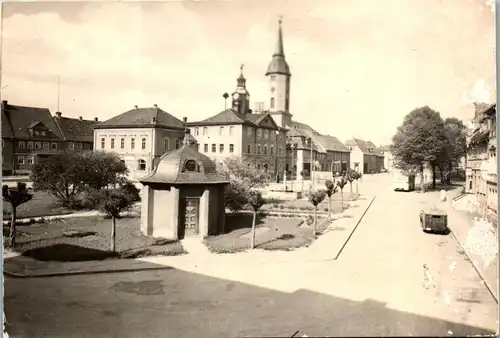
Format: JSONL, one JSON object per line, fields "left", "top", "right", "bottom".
{"left": 5, "top": 175, "right": 498, "bottom": 337}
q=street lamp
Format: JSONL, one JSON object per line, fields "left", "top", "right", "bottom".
{"left": 309, "top": 137, "right": 314, "bottom": 190}
{"left": 290, "top": 143, "right": 296, "bottom": 191}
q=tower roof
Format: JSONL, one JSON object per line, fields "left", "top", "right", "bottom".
{"left": 265, "top": 19, "right": 291, "bottom": 76}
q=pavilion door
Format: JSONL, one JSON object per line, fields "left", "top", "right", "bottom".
{"left": 183, "top": 198, "right": 199, "bottom": 236}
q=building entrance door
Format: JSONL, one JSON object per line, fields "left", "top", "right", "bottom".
{"left": 183, "top": 198, "right": 199, "bottom": 236}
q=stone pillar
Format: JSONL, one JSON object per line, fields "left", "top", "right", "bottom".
{"left": 296, "top": 149, "right": 304, "bottom": 180}
{"left": 199, "top": 188, "right": 210, "bottom": 237}
{"left": 140, "top": 185, "right": 153, "bottom": 236}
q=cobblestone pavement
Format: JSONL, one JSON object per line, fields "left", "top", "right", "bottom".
{"left": 5, "top": 174, "right": 498, "bottom": 337}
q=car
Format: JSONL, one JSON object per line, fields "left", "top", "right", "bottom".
{"left": 419, "top": 207, "right": 449, "bottom": 234}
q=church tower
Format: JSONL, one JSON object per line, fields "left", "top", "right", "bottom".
{"left": 231, "top": 64, "right": 251, "bottom": 115}
{"left": 266, "top": 18, "right": 292, "bottom": 128}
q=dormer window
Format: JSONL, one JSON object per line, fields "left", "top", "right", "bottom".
{"left": 183, "top": 160, "right": 199, "bottom": 172}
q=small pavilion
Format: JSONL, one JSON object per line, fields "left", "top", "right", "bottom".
{"left": 139, "top": 120, "right": 229, "bottom": 240}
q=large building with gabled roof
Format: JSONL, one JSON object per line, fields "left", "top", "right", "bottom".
{"left": 93, "top": 105, "right": 187, "bottom": 180}
{"left": 1, "top": 100, "right": 97, "bottom": 175}
{"left": 345, "top": 138, "right": 385, "bottom": 174}
{"left": 187, "top": 65, "right": 288, "bottom": 174}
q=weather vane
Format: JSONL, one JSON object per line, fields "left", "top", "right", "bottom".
{"left": 240, "top": 64, "right": 244, "bottom": 73}
{"left": 278, "top": 15, "right": 283, "bottom": 24}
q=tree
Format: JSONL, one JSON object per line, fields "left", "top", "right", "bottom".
{"left": 324, "top": 180, "right": 338, "bottom": 220}
{"left": 309, "top": 189, "right": 327, "bottom": 237}
{"left": 336, "top": 177, "right": 348, "bottom": 210}
{"left": 217, "top": 156, "right": 268, "bottom": 212}
{"left": 345, "top": 168, "right": 356, "bottom": 195}
{"left": 31, "top": 150, "right": 128, "bottom": 207}
{"left": 247, "top": 190, "right": 265, "bottom": 249}
{"left": 391, "top": 106, "right": 448, "bottom": 192}
{"left": 81, "top": 151, "right": 129, "bottom": 190}
{"left": 88, "top": 183, "right": 140, "bottom": 252}
{"left": 439, "top": 117, "right": 467, "bottom": 183}
{"left": 3, "top": 183, "right": 33, "bottom": 247}
{"left": 300, "top": 169, "right": 309, "bottom": 193}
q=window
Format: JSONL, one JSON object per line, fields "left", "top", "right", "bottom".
{"left": 141, "top": 138, "right": 146, "bottom": 150}
{"left": 229, "top": 126, "right": 234, "bottom": 136}
{"left": 164, "top": 138, "right": 169, "bottom": 151}
{"left": 195, "top": 128, "right": 199, "bottom": 136}
{"left": 83, "top": 143, "right": 90, "bottom": 150}
{"left": 264, "top": 145, "right": 268, "bottom": 154}
{"left": 17, "top": 156, "right": 25, "bottom": 164}
{"left": 229, "top": 144, "right": 234, "bottom": 153}
{"left": 271, "top": 132, "right": 275, "bottom": 141}
{"left": 220, "top": 144, "right": 224, "bottom": 152}
{"left": 211, "top": 144, "right": 216, "bottom": 153}
{"left": 196, "top": 144, "right": 200, "bottom": 151}
{"left": 257, "top": 145, "right": 261, "bottom": 154}
{"left": 247, "top": 127, "right": 252, "bottom": 137}
{"left": 271, "top": 146, "right": 274, "bottom": 155}
{"left": 175, "top": 139, "right": 181, "bottom": 149}
{"left": 247, "top": 145, "right": 251, "bottom": 153}
{"left": 27, "top": 141, "right": 33, "bottom": 149}
{"left": 110, "top": 138, "right": 115, "bottom": 149}
{"left": 264, "top": 130, "right": 269, "bottom": 139}
{"left": 101, "top": 138, "right": 105, "bottom": 149}
{"left": 184, "top": 160, "right": 198, "bottom": 172}
{"left": 18, "top": 141, "right": 25, "bottom": 149}
{"left": 257, "top": 163, "right": 261, "bottom": 170}
{"left": 77, "top": 143, "right": 82, "bottom": 150}
{"left": 279, "top": 147, "right": 283, "bottom": 155}
{"left": 120, "top": 138, "right": 125, "bottom": 149}
{"left": 27, "top": 156, "right": 34, "bottom": 164}
{"left": 138, "top": 159, "right": 146, "bottom": 171}
{"left": 131, "top": 138, "right": 135, "bottom": 150}
{"left": 204, "top": 144, "right": 208, "bottom": 152}
{"left": 270, "top": 98, "right": 275, "bottom": 108}
{"left": 203, "top": 127, "right": 208, "bottom": 136}
{"left": 51, "top": 143, "right": 57, "bottom": 150}
{"left": 43, "top": 142, "right": 49, "bottom": 150}
{"left": 257, "top": 129, "right": 262, "bottom": 138}
{"left": 220, "top": 127, "right": 224, "bottom": 136}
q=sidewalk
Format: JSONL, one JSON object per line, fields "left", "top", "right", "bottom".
{"left": 4, "top": 195, "right": 376, "bottom": 278}
{"left": 438, "top": 196, "right": 498, "bottom": 302}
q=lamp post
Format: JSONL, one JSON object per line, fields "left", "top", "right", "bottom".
{"left": 291, "top": 143, "right": 295, "bottom": 191}
{"left": 309, "top": 137, "right": 314, "bottom": 190}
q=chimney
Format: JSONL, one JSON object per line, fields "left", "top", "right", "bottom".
{"left": 94, "top": 117, "right": 98, "bottom": 122}
{"left": 55, "top": 112, "right": 62, "bottom": 118}
{"left": 152, "top": 117, "right": 156, "bottom": 124}
{"left": 134, "top": 105, "right": 138, "bottom": 109}
{"left": 153, "top": 104, "right": 158, "bottom": 108}
{"left": 79, "top": 116, "right": 83, "bottom": 121}
{"left": 1, "top": 100, "right": 7, "bottom": 109}
{"left": 183, "top": 117, "right": 187, "bottom": 123}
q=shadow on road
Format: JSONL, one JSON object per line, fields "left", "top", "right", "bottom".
{"left": 5, "top": 266, "right": 496, "bottom": 337}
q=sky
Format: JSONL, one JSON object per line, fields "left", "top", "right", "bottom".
{"left": 1, "top": 0, "right": 496, "bottom": 146}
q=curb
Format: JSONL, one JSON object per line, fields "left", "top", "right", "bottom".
{"left": 332, "top": 195, "right": 376, "bottom": 260}
{"left": 448, "top": 228, "right": 498, "bottom": 304}
{"left": 3, "top": 264, "right": 176, "bottom": 279}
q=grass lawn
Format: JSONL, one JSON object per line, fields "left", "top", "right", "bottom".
{"left": 204, "top": 213, "right": 330, "bottom": 254}
{"left": 262, "top": 194, "right": 355, "bottom": 214}
{"left": 3, "top": 191, "right": 73, "bottom": 221}
{"left": 4, "top": 216, "right": 186, "bottom": 262}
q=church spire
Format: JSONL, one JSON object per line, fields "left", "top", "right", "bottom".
{"left": 265, "top": 17, "right": 291, "bottom": 76}
{"left": 273, "top": 17, "right": 285, "bottom": 57}
{"left": 237, "top": 64, "right": 246, "bottom": 88}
